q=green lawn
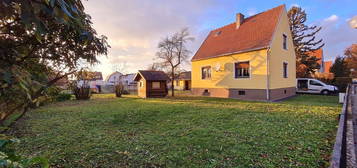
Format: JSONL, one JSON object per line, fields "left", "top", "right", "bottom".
{"left": 9, "top": 94, "right": 340, "bottom": 167}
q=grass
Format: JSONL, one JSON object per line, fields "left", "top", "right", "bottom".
{"left": 9, "top": 94, "right": 341, "bottom": 167}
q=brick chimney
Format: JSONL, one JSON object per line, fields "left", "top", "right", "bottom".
{"left": 236, "top": 13, "right": 245, "bottom": 29}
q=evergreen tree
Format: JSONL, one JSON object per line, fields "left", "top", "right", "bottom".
{"left": 288, "top": 7, "right": 324, "bottom": 77}
{"left": 330, "top": 56, "right": 349, "bottom": 77}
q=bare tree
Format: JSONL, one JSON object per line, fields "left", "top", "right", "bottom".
{"left": 112, "top": 62, "right": 128, "bottom": 74}
{"left": 156, "top": 28, "right": 194, "bottom": 97}
{"left": 146, "top": 62, "right": 163, "bottom": 71}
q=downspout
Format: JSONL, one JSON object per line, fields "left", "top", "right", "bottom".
{"left": 266, "top": 48, "right": 271, "bottom": 101}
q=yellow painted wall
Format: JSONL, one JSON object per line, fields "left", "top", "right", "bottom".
{"left": 269, "top": 8, "right": 296, "bottom": 89}
{"left": 137, "top": 78, "right": 146, "bottom": 98}
{"left": 174, "top": 80, "right": 185, "bottom": 87}
{"left": 191, "top": 7, "right": 296, "bottom": 91}
{"left": 192, "top": 49, "right": 268, "bottom": 89}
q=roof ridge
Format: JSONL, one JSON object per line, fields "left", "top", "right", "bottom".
{"left": 191, "top": 4, "right": 285, "bottom": 61}
{"left": 210, "top": 5, "right": 285, "bottom": 32}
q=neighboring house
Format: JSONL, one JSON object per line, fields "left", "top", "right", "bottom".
{"left": 324, "top": 61, "right": 332, "bottom": 73}
{"left": 105, "top": 71, "right": 123, "bottom": 85}
{"left": 49, "top": 73, "right": 69, "bottom": 89}
{"left": 78, "top": 71, "right": 105, "bottom": 93}
{"left": 134, "top": 70, "right": 169, "bottom": 98}
{"left": 307, "top": 49, "right": 334, "bottom": 79}
{"left": 306, "top": 48, "right": 333, "bottom": 73}
{"left": 191, "top": 5, "right": 296, "bottom": 101}
{"left": 173, "top": 71, "right": 191, "bottom": 90}
{"left": 119, "top": 73, "right": 137, "bottom": 93}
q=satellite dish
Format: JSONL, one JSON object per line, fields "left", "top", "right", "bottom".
{"left": 214, "top": 63, "right": 221, "bottom": 72}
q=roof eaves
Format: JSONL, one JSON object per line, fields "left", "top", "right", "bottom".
{"left": 191, "top": 46, "right": 269, "bottom": 62}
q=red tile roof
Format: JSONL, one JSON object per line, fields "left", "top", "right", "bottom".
{"left": 306, "top": 48, "right": 323, "bottom": 65}
{"left": 192, "top": 5, "right": 285, "bottom": 61}
{"left": 324, "top": 61, "right": 332, "bottom": 73}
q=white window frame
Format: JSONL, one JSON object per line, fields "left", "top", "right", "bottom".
{"left": 233, "top": 61, "right": 251, "bottom": 79}
{"left": 201, "top": 65, "right": 212, "bottom": 80}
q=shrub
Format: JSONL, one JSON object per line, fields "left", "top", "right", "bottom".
{"left": 115, "top": 83, "right": 124, "bottom": 97}
{"left": 56, "top": 93, "right": 72, "bottom": 102}
{"left": 73, "top": 86, "right": 91, "bottom": 100}
{"left": 0, "top": 135, "right": 49, "bottom": 167}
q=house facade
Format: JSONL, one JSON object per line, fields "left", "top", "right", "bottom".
{"left": 173, "top": 71, "right": 191, "bottom": 90}
{"left": 307, "top": 49, "right": 334, "bottom": 79}
{"left": 119, "top": 73, "right": 137, "bottom": 93}
{"left": 105, "top": 71, "right": 123, "bottom": 85}
{"left": 191, "top": 5, "right": 296, "bottom": 101}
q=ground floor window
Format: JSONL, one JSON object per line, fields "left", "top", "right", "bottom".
{"left": 201, "top": 66, "right": 211, "bottom": 79}
{"left": 235, "top": 61, "right": 250, "bottom": 78}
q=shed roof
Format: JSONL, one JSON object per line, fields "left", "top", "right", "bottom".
{"left": 134, "top": 70, "right": 170, "bottom": 81}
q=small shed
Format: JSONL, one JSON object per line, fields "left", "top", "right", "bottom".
{"left": 133, "top": 70, "right": 169, "bottom": 98}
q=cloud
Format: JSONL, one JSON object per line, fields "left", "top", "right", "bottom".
{"left": 316, "top": 15, "right": 357, "bottom": 61}
{"left": 83, "top": 0, "right": 216, "bottom": 77}
{"left": 324, "top": 15, "right": 339, "bottom": 22}
{"left": 349, "top": 16, "right": 357, "bottom": 28}
{"left": 290, "top": 3, "right": 300, "bottom": 8}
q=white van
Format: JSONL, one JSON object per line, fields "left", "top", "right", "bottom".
{"left": 296, "top": 78, "right": 338, "bottom": 95}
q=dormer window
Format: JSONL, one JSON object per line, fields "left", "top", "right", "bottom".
{"left": 283, "top": 34, "right": 287, "bottom": 50}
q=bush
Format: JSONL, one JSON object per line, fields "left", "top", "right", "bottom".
{"left": 0, "top": 134, "right": 49, "bottom": 167}
{"left": 115, "top": 83, "right": 124, "bottom": 97}
{"left": 73, "top": 87, "right": 91, "bottom": 100}
{"left": 55, "top": 93, "right": 72, "bottom": 102}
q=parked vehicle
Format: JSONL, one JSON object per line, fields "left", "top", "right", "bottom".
{"left": 352, "top": 78, "right": 357, "bottom": 84}
{"left": 296, "top": 78, "right": 338, "bottom": 95}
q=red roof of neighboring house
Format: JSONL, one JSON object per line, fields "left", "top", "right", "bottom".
{"left": 134, "top": 70, "right": 170, "bottom": 81}
{"left": 306, "top": 48, "right": 323, "bottom": 65}
{"left": 191, "top": 5, "right": 285, "bottom": 61}
{"left": 324, "top": 61, "right": 332, "bottom": 73}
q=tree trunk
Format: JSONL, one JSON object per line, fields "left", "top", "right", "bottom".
{"left": 171, "top": 67, "right": 175, "bottom": 97}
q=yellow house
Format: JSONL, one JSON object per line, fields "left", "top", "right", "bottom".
{"left": 173, "top": 71, "right": 191, "bottom": 90}
{"left": 191, "top": 5, "right": 296, "bottom": 101}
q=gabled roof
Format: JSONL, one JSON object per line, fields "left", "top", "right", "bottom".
{"left": 175, "top": 71, "right": 191, "bottom": 80}
{"left": 105, "top": 71, "right": 123, "bottom": 81}
{"left": 191, "top": 5, "right": 285, "bottom": 61}
{"left": 134, "top": 70, "right": 170, "bottom": 81}
{"left": 306, "top": 48, "right": 323, "bottom": 65}
{"left": 324, "top": 61, "right": 332, "bottom": 73}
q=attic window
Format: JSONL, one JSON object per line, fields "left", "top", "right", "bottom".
{"left": 215, "top": 31, "right": 222, "bottom": 36}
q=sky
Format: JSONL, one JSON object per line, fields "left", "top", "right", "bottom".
{"left": 82, "top": 0, "right": 357, "bottom": 78}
